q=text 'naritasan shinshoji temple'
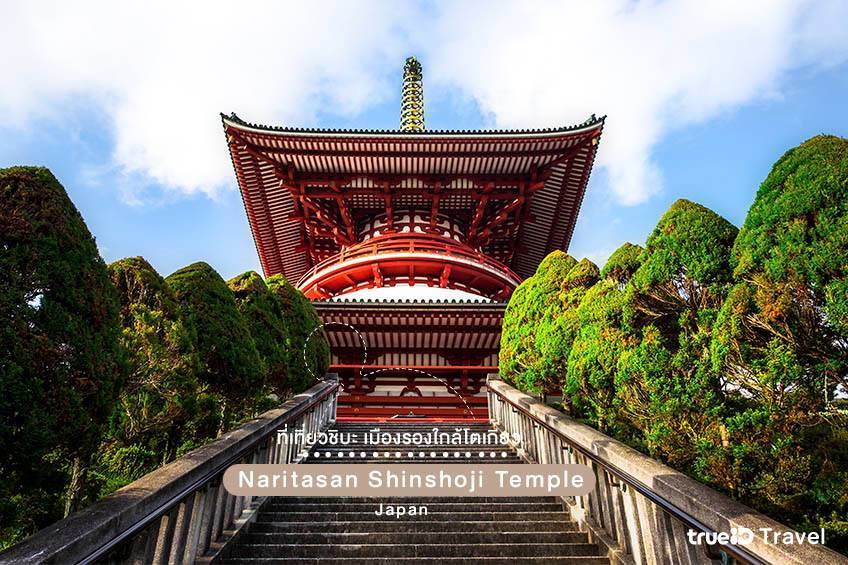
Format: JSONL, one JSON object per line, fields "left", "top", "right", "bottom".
{"left": 223, "top": 57, "right": 603, "bottom": 420}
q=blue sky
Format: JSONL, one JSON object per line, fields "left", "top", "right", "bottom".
{"left": 1, "top": 1, "right": 847, "bottom": 281}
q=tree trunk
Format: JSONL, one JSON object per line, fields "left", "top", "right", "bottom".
{"left": 64, "top": 455, "right": 87, "bottom": 518}
{"left": 218, "top": 398, "right": 228, "bottom": 436}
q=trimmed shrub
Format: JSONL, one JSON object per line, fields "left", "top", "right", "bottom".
{"left": 229, "top": 271, "right": 295, "bottom": 396}
{"left": 94, "top": 257, "right": 211, "bottom": 494}
{"left": 0, "top": 167, "right": 125, "bottom": 544}
{"left": 618, "top": 199, "right": 737, "bottom": 470}
{"left": 713, "top": 135, "right": 848, "bottom": 547}
{"left": 166, "top": 262, "right": 264, "bottom": 427}
{"left": 535, "top": 258, "right": 600, "bottom": 394}
{"left": 500, "top": 251, "right": 576, "bottom": 392}
{"left": 266, "top": 274, "right": 329, "bottom": 391}
{"left": 500, "top": 251, "right": 599, "bottom": 394}
{"left": 565, "top": 243, "right": 643, "bottom": 433}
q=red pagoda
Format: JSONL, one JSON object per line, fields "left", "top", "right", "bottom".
{"left": 223, "top": 57, "right": 603, "bottom": 419}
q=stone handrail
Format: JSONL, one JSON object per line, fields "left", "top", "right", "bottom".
{"left": 0, "top": 377, "right": 339, "bottom": 565}
{"left": 486, "top": 375, "right": 848, "bottom": 565}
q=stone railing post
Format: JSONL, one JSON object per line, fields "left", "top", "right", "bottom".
{"left": 485, "top": 375, "right": 847, "bottom": 565}
{"left": 0, "top": 377, "right": 339, "bottom": 565}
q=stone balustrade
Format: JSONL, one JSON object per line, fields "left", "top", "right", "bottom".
{"left": 487, "top": 375, "right": 848, "bottom": 565}
{"left": 0, "top": 377, "right": 339, "bottom": 565}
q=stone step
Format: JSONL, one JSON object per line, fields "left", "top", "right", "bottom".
{"left": 219, "top": 420, "right": 606, "bottom": 564}
{"left": 241, "top": 531, "right": 588, "bottom": 545}
{"left": 255, "top": 511, "right": 570, "bottom": 522}
{"left": 266, "top": 502, "right": 564, "bottom": 513}
{"left": 224, "top": 558, "right": 610, "bottom": 564}
{"left": 248, "top": 520, "right": 577, "bottom": 534}
{"left": 231, "top": 542, "right": 600, "bottom": 559}
{"left": 305, "top": 448, "right": 519, "bottom": 456}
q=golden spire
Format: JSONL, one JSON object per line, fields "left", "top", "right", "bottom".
{"left": 400, "top": 56, "right": 424, "bottom": 132}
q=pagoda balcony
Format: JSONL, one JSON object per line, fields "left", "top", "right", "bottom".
{"left": 297, "top": 232, "right": 521, "bottom": 300}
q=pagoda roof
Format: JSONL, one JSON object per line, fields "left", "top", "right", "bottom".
{"left": 223, "top": 113, "right": 604, "bottom": 281}
{"left": 314, "top": 299, "right": 507, "bottom": 362}
{"left": 223, "top": 112, "right": 603, "bottom": 138}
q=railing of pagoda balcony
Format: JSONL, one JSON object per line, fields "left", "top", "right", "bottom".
{"left": 486, "top": 375, "right": 847, "bottom": 565}
{"left": 296, "top": 232, "right": 522, "bottom": 288}
{"left": 0, "top": 377, "right": 339, "bottom": 565}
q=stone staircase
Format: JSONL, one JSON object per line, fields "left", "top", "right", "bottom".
{"left": 221, "top": 421, "right": 608, "bottom": 564}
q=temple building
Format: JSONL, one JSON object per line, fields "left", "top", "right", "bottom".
{"left": 223, "top": 57, "right": 603, "bottom": 419}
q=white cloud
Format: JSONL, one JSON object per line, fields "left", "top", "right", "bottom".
{"left": 422, "top": 0, "right": 848, "bottom": 204}
{"left": 0, "top": 1, "right": 846, "bottom": 204}
{"left": 0, "top": 0, "right": 417, "bottom": 198}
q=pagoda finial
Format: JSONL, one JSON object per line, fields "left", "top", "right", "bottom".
{"left": 400, "top": 56, "right": 424, "bottom": 132}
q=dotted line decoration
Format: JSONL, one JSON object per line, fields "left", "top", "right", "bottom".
{"left": 303, "top": 322, "right": 367, "bottom": 380}
{"left": 302, "top": 321, "right": 478, "bottom": 420}
{"left": 310, "top": 451, "right": 510, "bottom": 459}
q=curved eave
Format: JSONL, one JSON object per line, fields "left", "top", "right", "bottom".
{"left": 223, "top": 111, "right": 605, "bottom": 283}
{"left": 221, "top": 112, "right": 605, "bottom": 140}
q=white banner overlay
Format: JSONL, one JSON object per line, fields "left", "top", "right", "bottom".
{"left": 223, "top": 464, "right": 595, "bottom": 497}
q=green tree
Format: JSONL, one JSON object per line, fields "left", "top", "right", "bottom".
{"left": 228, "top": 271, "right": 296, "bottom": 397}
{"left": 617, "top": 199, "right": 737, "bottom": 471}
{"left": 266, "top": 274, "right": 329, "bottom": 390}
{"left": 565, "top": 243, "right": 643, "bottom": 433}
{"left": 712, "top": 135, "right": 848, "bottom": 547}
{"left": 500, "top": 251, "right": 577, "bottom": 393}
{"left": 94, "top": 257, "right": 213, "bottom": 495}
{"left": 535, "top": 258, "right": 600, "bottom": 394}
{"left": 166, "top": 262, "right": 264, "bottom": 430}
{"left": 0, "top": 167, "right": 125, "bottom": 545}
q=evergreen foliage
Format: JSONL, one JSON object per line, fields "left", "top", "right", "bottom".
{"left": 229, "top": 271, "right": 293, "bottom": 396}
{"left": 565, "top": 243, "right": 643, "bottom": 434}
{"left": 712, "top": 135, "right": 848, "bottom": 548}
{"left": 501, "top": 138, "right": 848, "bottom": 552}
{"left": 535, "top": 258, "right": 599, "bottom": 393}
{"left": 93, "top": 257, "right": 212, "bottom": 495}
{"left": 165, "top": 262, "right": 264, "bottom": 428}
{"left": 619, "top": 199, "right": 738, "bottom": 469}
{"left": 0, "top": 170, "right": 332, "bottom": 549}
{"left": 266, "top": 274, "right": 329, "bottom": 392}
{"left": 0, "top": 167, "right": 124, "bottom": 546}
{"left": 500, "top": 251, "right": 577, "bottom": 392}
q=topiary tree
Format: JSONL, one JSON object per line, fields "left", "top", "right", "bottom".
{"left": 618, "top": 199, "right": 737, "bottom": 471}
{"left": 535, "top": 258, "right": 600, "bottom": 395}
{"left": 95, "top": 257, "right": 209, "bottom": 494}
{"left": 266, "top": 275, "right": 329, "bottom": 391}
{"left": 600, "top": 241, "right": 644, "bottom": 284}
{"left": 0, "top": 167, "right": 125, "bottom": 543}
{"left": 166, "top": 262, "right": 264, "bottom": 430}
{"left": 716, "top": 135, "right": 848, "bottom": 406}
{"left": 566, "top": 243, "right": 643, "bottom": 434}
{"left": 500, "top": 251, "right": 577, "bottom": 393}
{"left": 712, "top": 135, "right": 848, "bottom": 545}
{"left": 228, "top": 272, "right": 295, "bottom": 397}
